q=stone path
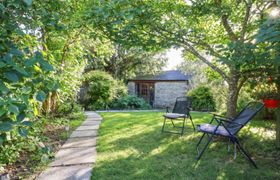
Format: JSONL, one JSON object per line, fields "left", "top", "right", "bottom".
{"left": 37, "top": 111, "right": 102, "bottom": 180}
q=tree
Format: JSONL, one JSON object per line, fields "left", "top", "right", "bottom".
{"left": 0, "top": 0, "right": 56, "bottom": 143}
{"left": 88, "top": 0, "right": 276, "bottom": 118}
{"left": 84, "top": 39, "right": 167, "bottom": 81}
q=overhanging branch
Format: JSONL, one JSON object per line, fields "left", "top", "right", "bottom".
{"left": 182, "top": 41, "right": 229, "bottom": 81}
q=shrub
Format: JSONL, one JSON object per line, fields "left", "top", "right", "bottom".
{"left": 188, "top": 86, "right": 216, "bottom": 111}
{"left": 56, "top": 101, "right": 83, "bottom": 116}
{"left": 81, "top": 71, "right": 127, "bottom": 110}
{"left": 110, "top": 95, "right": 151, "bottom": 110}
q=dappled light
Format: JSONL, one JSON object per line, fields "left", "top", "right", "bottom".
{"left": 92, "top": 112, "right": 280, "bottom": 179}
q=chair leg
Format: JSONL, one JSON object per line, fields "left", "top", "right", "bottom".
{"left": 189, "top": 115, "right": 195, "bottom": 131}
{"left": 235, "top": 139, "right": 258, "bottom": 168}
{"left": 196, "top": 134, "right": 214, "bottom": 160}
{"left": 162, "top": 117, "right": 166, "bottom": 132}
{"left": 196, "top": 133, "right": 206, "bottom": 150}
{"left": 181, "top": 118, "right": 186, "bottom": 136}
{"left": 170, "top": 119, "right": 176, "bottom": 127}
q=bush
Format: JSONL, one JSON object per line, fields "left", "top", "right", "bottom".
{"left": 110, "top": 95, "right": 151, "bottom": 110}
{"left": 188, "top": 86, "right": 216, "bottom": 111}
{"left": 81, "top": 71, "right": 127, "bottom": 110}
{"left": 56, "top": 101, "right": 83, "bottom": 116}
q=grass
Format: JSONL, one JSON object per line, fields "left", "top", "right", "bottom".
{"left": 92, "top": 111, "right": 280, "bottom": 180}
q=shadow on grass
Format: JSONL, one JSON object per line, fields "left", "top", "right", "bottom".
{"left": 92, "top": 112, "right": 280, "bottom": 180}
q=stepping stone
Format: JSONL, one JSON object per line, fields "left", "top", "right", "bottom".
{"left": 85, "top": 112, "right": 101, "bottom": 117}
{"left": 51, "top": 147, "right": 96, "bottom": 166}
{"left": 86, "top": 117, "right": 102, "bottom": 121}
{"left": 76, "top": 125, "right": 99, "bottom": 131}
{"left": 70, "top": 130, "right": 98, "bottom": 138}
{"left": 81, "top": 121, "right": 101, "bottom": 126}
{"left": 37, "top": 164, "right": 92, "bottom": 180}
{"left": 62, "top": 137, "right": 97, "bottom": 148}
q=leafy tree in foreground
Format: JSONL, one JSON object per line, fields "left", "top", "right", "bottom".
{"left": 88, "top": 0, "right": 276, "bottom": 118}
{"left": 0, "top": 0, "right": 55, "bottom": 144}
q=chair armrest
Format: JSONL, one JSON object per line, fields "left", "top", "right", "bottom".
{"left": 209, "top": 113, "right": 233, "bottom": 120}
{"left": 215, "top": 117, "right": 245, "bottom": 128}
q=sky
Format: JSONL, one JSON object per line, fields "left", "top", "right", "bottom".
{"left": 164, "top": 48, "right": 184, "bottom": 70}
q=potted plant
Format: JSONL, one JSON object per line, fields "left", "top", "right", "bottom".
{"left": 255, "top": 84, "right": 280, "bottom": 108}
{"left": 258, "top": 92, "right": 280, "bottom": 108}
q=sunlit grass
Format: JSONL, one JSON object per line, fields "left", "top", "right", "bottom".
{"left": 92, "top": 111, "right": 280, "bottom": 179}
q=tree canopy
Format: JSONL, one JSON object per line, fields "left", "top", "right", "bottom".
{"left": 88, "top": 0, "right": 278, "bottom": 117}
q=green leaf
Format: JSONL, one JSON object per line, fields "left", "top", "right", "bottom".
{"left": 14, "top": 66, "right": 29, "bottom": 76}
{"left": 0, "top": 61, "right": 6, "bottom": 68}
{"left": 0, "top": 122, "right": 13, "bottom": 132}
{"left": 0, "top": 136, "right": 3, "bottom": 146}
{"left": 18, "top": 127, "right": 28, "bottom": 137}
{"left": 0, "top": 81, "right": 9, "bottom": 93}
{"left": 16, "top": 113, "right": 26, "bottom": 122}
{"left": 41, "top": 154, "right": 49, "bottom": 163}
{"left": 36, "top": 91, "right": 46, "bottom": 102}
{"left": 0, "top": 109, "right": 6, "bottom": 117}
{"left": 23, "top": 0, "right": 32, "bottom": 6}
{"left": 4, "top": 71, "right": 19, "bottom": 82}
{"left": 40, "top": 61, "right": 54, "bottom": 71}
{"left": 8, "top": 104, "right": 19, "bottom": 114}
{"left": 24, "top": 58, "right": 37, "bottom": 67}
{"left": 22, "top": 121, "right": 32, "bottom": 126}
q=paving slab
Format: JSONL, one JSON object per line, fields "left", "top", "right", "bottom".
{"left": 61, "top": 137, "right": 97, "bottom": 148}
{"left": 37, "top": 111, "right": 101, "bottom": 180}
{"left": 70, "top": 130, "right": 98, "bottom": 138}
{"left": 37, "top": 164, "right": 92, "bottom": 180}
{"left": 76, "top": 125, "right": 99, "bottom": 131}
{"left": 51, "top": 147, "right": 96, "bottom": 166}
{"left": 85, "top": 112, "right": 101, "bottom": 117}
{"left": 81, "top": 121, "right": 101, "bottom": 126}
{"left": 86, "top": 117, "right": 102, "bottom": 121}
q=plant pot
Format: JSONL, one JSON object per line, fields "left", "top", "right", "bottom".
{"left": 263, "top": 99, "right": 280, "bottom": 108}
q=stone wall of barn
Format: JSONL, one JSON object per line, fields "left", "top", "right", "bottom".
{"left": 127, "top": 82, "right": 136, "bottom": 95}
{"left": 154, "top": 81, "right": 190, "bottom": 108}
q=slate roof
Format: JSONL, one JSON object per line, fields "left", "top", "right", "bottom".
{"left": 129, "top": 70, "right": 190, "bottom": 81}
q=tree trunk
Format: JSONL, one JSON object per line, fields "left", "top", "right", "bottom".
{"left": 226, "top": 74, "right": 240, "bottom": 118}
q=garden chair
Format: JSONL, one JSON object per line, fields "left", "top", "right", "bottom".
{"left": 196, "top": 102, "right": 264, "bottom": 168}
{"left": 162, "top": 96, "right": 195, "bottom": 135}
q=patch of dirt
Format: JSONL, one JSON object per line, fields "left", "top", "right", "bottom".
{"left": 2, "top": 123, "right": 68, "bottom": 180}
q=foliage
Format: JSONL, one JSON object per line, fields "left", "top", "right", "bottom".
{"left": 188, "top": 86, "right": 216, "bottom": 111}
{"left": 56, "top": 102, "right": 83, "bottom": 117}
{"left": 93, "top": 111, "right": 279, "bottom": 179}
{"left": 82, "top": 70, "right": 128, "bottom": 110}
{"left": 0, "top": 0, "right": 59, "bottom": 146}
{"left": 254, "top": 82, "right": 280, "bottom": 100}
{"left": 87, "top": 0, "right": 276, "bottom": 118}
{"left": 0, "top": 111, "right": 85, "bottom": 178}
{"left": 85, "top": 43, "right": 168, "bottom": 81}
{"left": 110, "top": 95, "right": 151, "bottom": 110}
{"left": 237, "top": 86, "right": 254, "bottom": 113}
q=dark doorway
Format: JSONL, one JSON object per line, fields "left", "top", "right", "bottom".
{"left": 136, "top": 82, "right": 155, "bottom": 106}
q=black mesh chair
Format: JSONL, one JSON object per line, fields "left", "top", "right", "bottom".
{"left": 196, "top": 102, "right": 264, "bottom": 168}
{"left": 162, "top": 97, "right": 195, "bottom": 135}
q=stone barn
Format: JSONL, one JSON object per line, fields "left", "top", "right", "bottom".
{"left": 127, "top": 70, "right": 191, "bottom": 108}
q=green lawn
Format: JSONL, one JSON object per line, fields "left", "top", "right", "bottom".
{"left": 92, "top": 111, "right": 280, "bottom": 180}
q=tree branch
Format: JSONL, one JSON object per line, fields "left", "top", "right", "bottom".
{"left": 216, "top": 0, "right": 238, "bottom": 41}
{"left": 240, "top": 0, "right": 252, "bottom": 41}
{"left": 182, "top": 41, "right": 229, "bottom": 81}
